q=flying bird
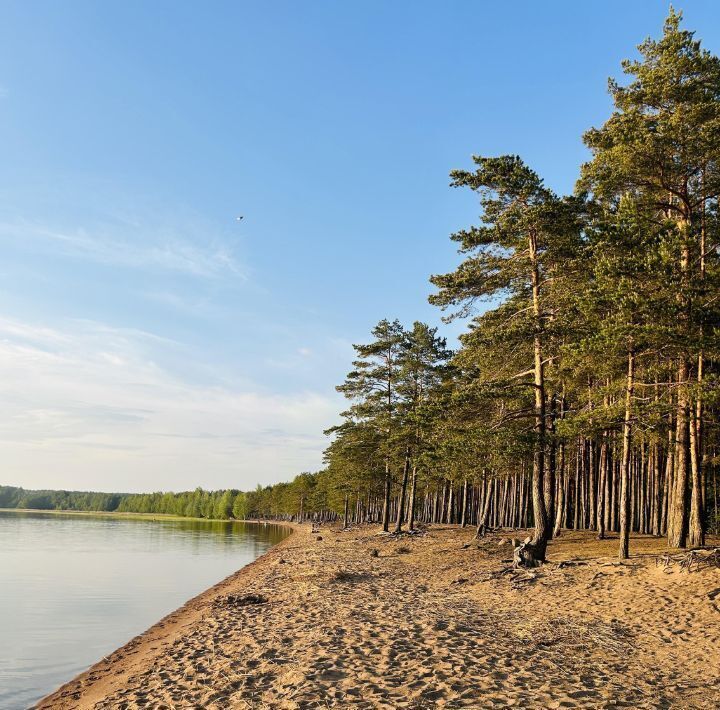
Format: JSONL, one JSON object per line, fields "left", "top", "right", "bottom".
{"left": 236, "top": 215, "right": 244, "bottom": 221}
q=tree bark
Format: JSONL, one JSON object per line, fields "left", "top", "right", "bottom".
{"left": 544, "top": 393, "right": 557, "bottom": 538}
{"left": 668, "top": 360, "right": 690, "bottom": 548}
{"left": 381, "top": 461, "right": 392, "bottom": 532}
{"left": 393, "top": 446, "right": 411, "bottom": 533}
{"left": 553, "top": 442, "right": 566, "bottom": 537}
{"left": 407, "top": 465, "right": 418, "bottom": 531}
{"left": 597, "top": 433, "right": 608, "bottom": 540}
{"left": 528, "top": 229, "right": 550, "bottom": 560}
{"left": 688, "top": 405, "right": 704, "bottom": 546}
{"left": 475, "top": 476, "right": 494, "bottom": 537}
{"left": 460, "top": 478, "right": 469, "bottom": 527}
{"left": 619, "top": 348, "right": 635, "bottom": 560}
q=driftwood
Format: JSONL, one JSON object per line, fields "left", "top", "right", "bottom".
{"left": 656, "top": 547, "right": 720, "bottom": 573}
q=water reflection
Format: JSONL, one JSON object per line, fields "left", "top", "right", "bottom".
{"left": 0, "top": 511, "right": 289, "bottom": 709}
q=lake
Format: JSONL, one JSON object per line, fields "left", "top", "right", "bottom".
{"left": 0, "top": 511, "right": 289, "bottom": 709}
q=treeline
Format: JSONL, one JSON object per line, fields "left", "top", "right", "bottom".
{"left": 260, "top": 12, "right": 720, "bottom": 561}
{"left": 0, "top": 484, "right": 319, "bottom": 522}
{"left": 0, "top": 486, "right": 125, "bottom": 513}
{"left": 112, "top": 481, "right": 339, "bottom": 521}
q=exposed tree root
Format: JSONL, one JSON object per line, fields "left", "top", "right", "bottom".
{"left": 473, "top": 524, "right": 497, "bottom": 539}
{"left": 513, "top": 539, "right": 544, "bottom": 568}
{"left": 656, "top": 547, "right": 720, "bottom": 573}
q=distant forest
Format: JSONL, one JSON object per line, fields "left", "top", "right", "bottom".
{"left": 6, "top": 12, "right": 720, "bottom": 561}
{"left": 0, "top": 485, "right": 274, "bottom": 521}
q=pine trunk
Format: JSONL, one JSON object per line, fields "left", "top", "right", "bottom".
{"left": 619, "top": 348, "right": 635, "bottom": 560}
{"left": 668, "top": 360, "right": 690, "bottom": 548}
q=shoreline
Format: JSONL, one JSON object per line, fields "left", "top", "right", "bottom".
{"left": 37, "top": 521, "right": 300, "bottom": 709}
{"left": 0, "top": 507, "right": 286, "bottom": 525}
{"left": 38, "top": 524, "right": 720, "bottom": 709}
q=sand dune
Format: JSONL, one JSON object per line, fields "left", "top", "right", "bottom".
{"left": 38, "top": 525, "right": 720, "bottom": 709}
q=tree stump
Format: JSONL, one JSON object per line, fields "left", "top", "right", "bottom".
{"left": 513, "top": 539, "right": 543, "bottom": 568}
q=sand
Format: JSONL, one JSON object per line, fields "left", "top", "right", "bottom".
{"left": 38, "top": 524, "right": 720, "bottom": 709}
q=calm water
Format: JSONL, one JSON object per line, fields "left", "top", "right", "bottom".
{"left": 0, "top": 511, "right": 289, "bottom": 709}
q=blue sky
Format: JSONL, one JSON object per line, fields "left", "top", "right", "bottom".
{"left": 1, "top": 1, "right": 718, "bottom": 492}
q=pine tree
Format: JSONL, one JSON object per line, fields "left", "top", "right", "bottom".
{"left": 580, "top": 8, "right": 720, "bottom": 548}
{"left": 431, "top": 155, "right": 582, "bottom": 559}
{"left": 336, "top": 319, "right": 406, "bottom": 531}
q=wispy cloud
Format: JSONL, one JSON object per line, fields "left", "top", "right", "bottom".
{"left": 0, "top": 316, "right": 340, "bottom": 492}
{"left": 141, "top": 290, "right": 220, "bottom": 318}
{"left": 0, "top": 218, "right": 246, "bottom": 279}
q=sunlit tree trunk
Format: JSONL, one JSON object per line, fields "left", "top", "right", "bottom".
{"left": 393, "top": 447, "right": 411, "bottom": 533}
{"left": 529, "top": 229, "right": 550, "bottom": 559}
{"left": 407, "top": 465, "right": 418, "bottom": 531}
{"left": 597, "top": 433, "right": 608, "bottom": 540}
{"left": 668, "top": 359, "right": 690, "bottom": 548}
{"left": 619, "top": 348, "right": 635, "bottom": 560}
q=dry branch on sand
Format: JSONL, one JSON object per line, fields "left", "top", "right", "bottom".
{"left": 512, "top": 617, "right": 633, "bottom": 658}
{"left": 214, "top": 594, "right": 268, "bottom": 608}
{"left": 477, "top": 566, "right": 540, "bottom": 589}
{"left": 656, "top": 548, "right": 720, "bottom": 573}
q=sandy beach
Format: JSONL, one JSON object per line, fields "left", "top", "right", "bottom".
{"left": 38, "top": 524, "right": 720, "bottom": 709}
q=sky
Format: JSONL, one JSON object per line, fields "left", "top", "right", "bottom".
{"left": 1, "top": 1, "right": 719, "bottom": 493}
